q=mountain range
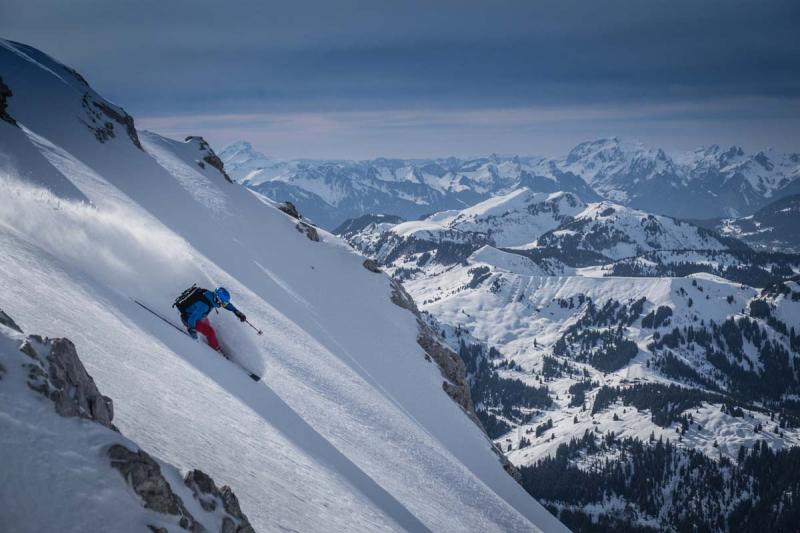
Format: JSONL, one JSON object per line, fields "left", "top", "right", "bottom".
{"left": 220, "top": 138, "right": 800, "bottom": 229}
{"left": 337, "top": 186, "right": 800, "bottom": 531}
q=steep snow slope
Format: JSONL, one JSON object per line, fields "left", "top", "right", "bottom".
{"left": 0, "top": 39, "right": 565, "bottom": 532}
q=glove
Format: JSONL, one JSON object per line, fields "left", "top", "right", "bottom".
{"left": 236, "top": 310, "right": 247, "bottom": 322}
{"left": 188, "top": 328, "right": 198, "bottom": 339}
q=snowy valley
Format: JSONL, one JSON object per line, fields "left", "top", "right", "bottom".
{"left": 337, "top": 183, "right": 800, "bottom": 531}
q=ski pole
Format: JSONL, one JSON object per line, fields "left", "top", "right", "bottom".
{"left": 246, "top": 319, "right": 263, "bottom": 335}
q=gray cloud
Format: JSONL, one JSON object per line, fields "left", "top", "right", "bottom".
{"left": 2, "top": 0, "right": 798, "bottom": 156}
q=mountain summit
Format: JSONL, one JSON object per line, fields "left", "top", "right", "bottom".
{"left": 223, "top": 137, "right": 800, "bottom": 228}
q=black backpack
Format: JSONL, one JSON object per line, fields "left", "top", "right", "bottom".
{"left": 173, "top": 284, "right": 213, "bottom": 314}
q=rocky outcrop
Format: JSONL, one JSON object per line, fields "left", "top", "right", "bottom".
{"left": 389, "top": 280, "right": 474, "bottom": 415}
{"left": 362, "top": 259, "right": 382, "bottom": 273}
{"left": 0, "top": 76, "right": 17, "bottom": 125}
{"left": 184, "top": 470, "right": 255, "bottom": 533}
{"left": 108, "top": 444, "right": 197, "bottom": 528}
{"left": 21, "top": 335, "right": 115, "bottom": 429}
{"left": 108, "top": 450, "right": 257, "bottom": 533}
{"left": 80, "top": 92, "right": 143, "bottom": 150}
{"left": 1, "top": 308, "right": 257, "bottom": 532}
{"left": 277, "top": 201, "right": 301, "bottom": 219}
{"left": 295, "top": 221, "right": 320, "bottom": 242}
{"left": 185, "top": 136, "right": 233, "bottom": 183}
{"left": 93, "top": 99, "right": 142, "bottom": 150}
{"left": 276, "top": 201, "right": 321, "bottom": 242}
{"left": 219, "top": 486, "right": 255, "bottom": 533}
{"left": 492, "top": 445, "right": 523, "bottom": 483}
{"left": 0, "top": 308, "right": 22, "bottom": 332}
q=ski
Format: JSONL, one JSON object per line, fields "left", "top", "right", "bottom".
{"left": 131, "top": 298, "right": 261, "bottom": 382}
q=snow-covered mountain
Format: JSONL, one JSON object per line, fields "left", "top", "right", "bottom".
{"left": 218, "top": 143, "right": 600, "bottom": 229}
{"left": 679, "top": 145, "right": 800, "bottom": 215}
{"left": 226, "top": 136, "right": 800, "bottom": 229}
{"left": 339, "top": 187, "right": 745, "bottom": 278}
{"left": 438, "top": 189, "right": 586, "bottom": 248}
{"left": 0, "top": 38, "right": 567, "bottom": 532}
{"left": 698, "top": 194, "right": 800, "bottom": 254}
{"left": 534, "top": 200, "right": 748, "bottom": 262}
{"left": 560, "top": 138, "right": 800, "bottom": 220}
{"left": 561, "top": 137, "right": 685, "bottom": 205}
{"left": 338, "top": 186, "right": 800, "bottom": 530}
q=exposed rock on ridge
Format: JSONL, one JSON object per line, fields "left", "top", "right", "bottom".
{"left": 21, "top": 335, "right": 115, "bottom": 429}
{"left": 389, "top": 280, "right": 474, "bottom": 416}
{"left": 1, "top": 308, "right": 256, "bottom": 533}
{"left": 79, "top": 92, "right": 142, "bottom": 150}
{"left": 185, "top": 136, "right": 233, "bottom": 183}
{"left": 0, "top": 76, "right": 16, "bottom": 125}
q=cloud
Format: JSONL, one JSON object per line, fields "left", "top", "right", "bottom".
{"left": 2, "top": 0, "right": 798, "bottom": 155}
{"left": 137, "top": 96, "right": 800, "bottom": 159}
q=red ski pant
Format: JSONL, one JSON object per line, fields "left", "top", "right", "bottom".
{"left": 195, "top": 318, "right": 220, "bottom": 351}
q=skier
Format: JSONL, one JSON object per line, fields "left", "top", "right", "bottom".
{"left": 173, "top": 286, "right": 247, "bottom": 352}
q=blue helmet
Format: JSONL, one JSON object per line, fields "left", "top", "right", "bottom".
{"left": 215, "top": 287, "right": 231, "bottom": 306}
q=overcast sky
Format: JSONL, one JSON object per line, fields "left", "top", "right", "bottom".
{"left": 2, "top": 0, "right": 799, "bottom": 159}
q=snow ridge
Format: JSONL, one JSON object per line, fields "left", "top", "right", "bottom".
{"left": 0, "top": 38, "right": 566, "bottom": 532}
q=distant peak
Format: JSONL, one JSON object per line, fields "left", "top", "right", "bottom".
{"left": 724, "top": 145, "right": 744, "bottom": 158}
{"left": 223, "top": 140, "right": 254, "bottom": 152}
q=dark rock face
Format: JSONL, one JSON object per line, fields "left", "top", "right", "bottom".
{"left": 219, "top": 487, "right": 256, "bottom": 533}
{"left": 108, "top": 444, "right": 256, "bottom": 532}
{"left": 389, "top": 280, "right": 474, "bottom": 415}
{"left": 21, "top": 336, "right": 115, "bottom": 429}
{"left": 277, "top": 201, "right": 320, "bottom": 241}
{"left": 296, "top": 221, "right": 320, "bottom": 242}
{"left": 0, "top": 308, "right": 22, "bottom": 333}
{"left": 0, "top": 76, "right": 17, "bottom": 125}
{"left": 93, "top": 99, "right": 142, "bottom": 150}
{"left": 362, "top": 259, "right": 382, "bottom": 273}
{"left": 185, "top": 469, "right": 220, "bottom": 512}
{"left": 109, "top": 444, "right": 195, "bottom": 522}
{"left": 184, "top": 470, "right": 255, "bottom": 533}
{"left": 80, "top": 92, "right": 143, "bottom": 150}
{"left": 185, "top": 136, "right": 233, "bottom": 183}
{"left": 277, "top": 201, "right": 301, "bottom": 219}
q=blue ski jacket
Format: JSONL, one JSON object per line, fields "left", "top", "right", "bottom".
{"left": 181, "top": 290, "right": 241, "bottom": 329}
